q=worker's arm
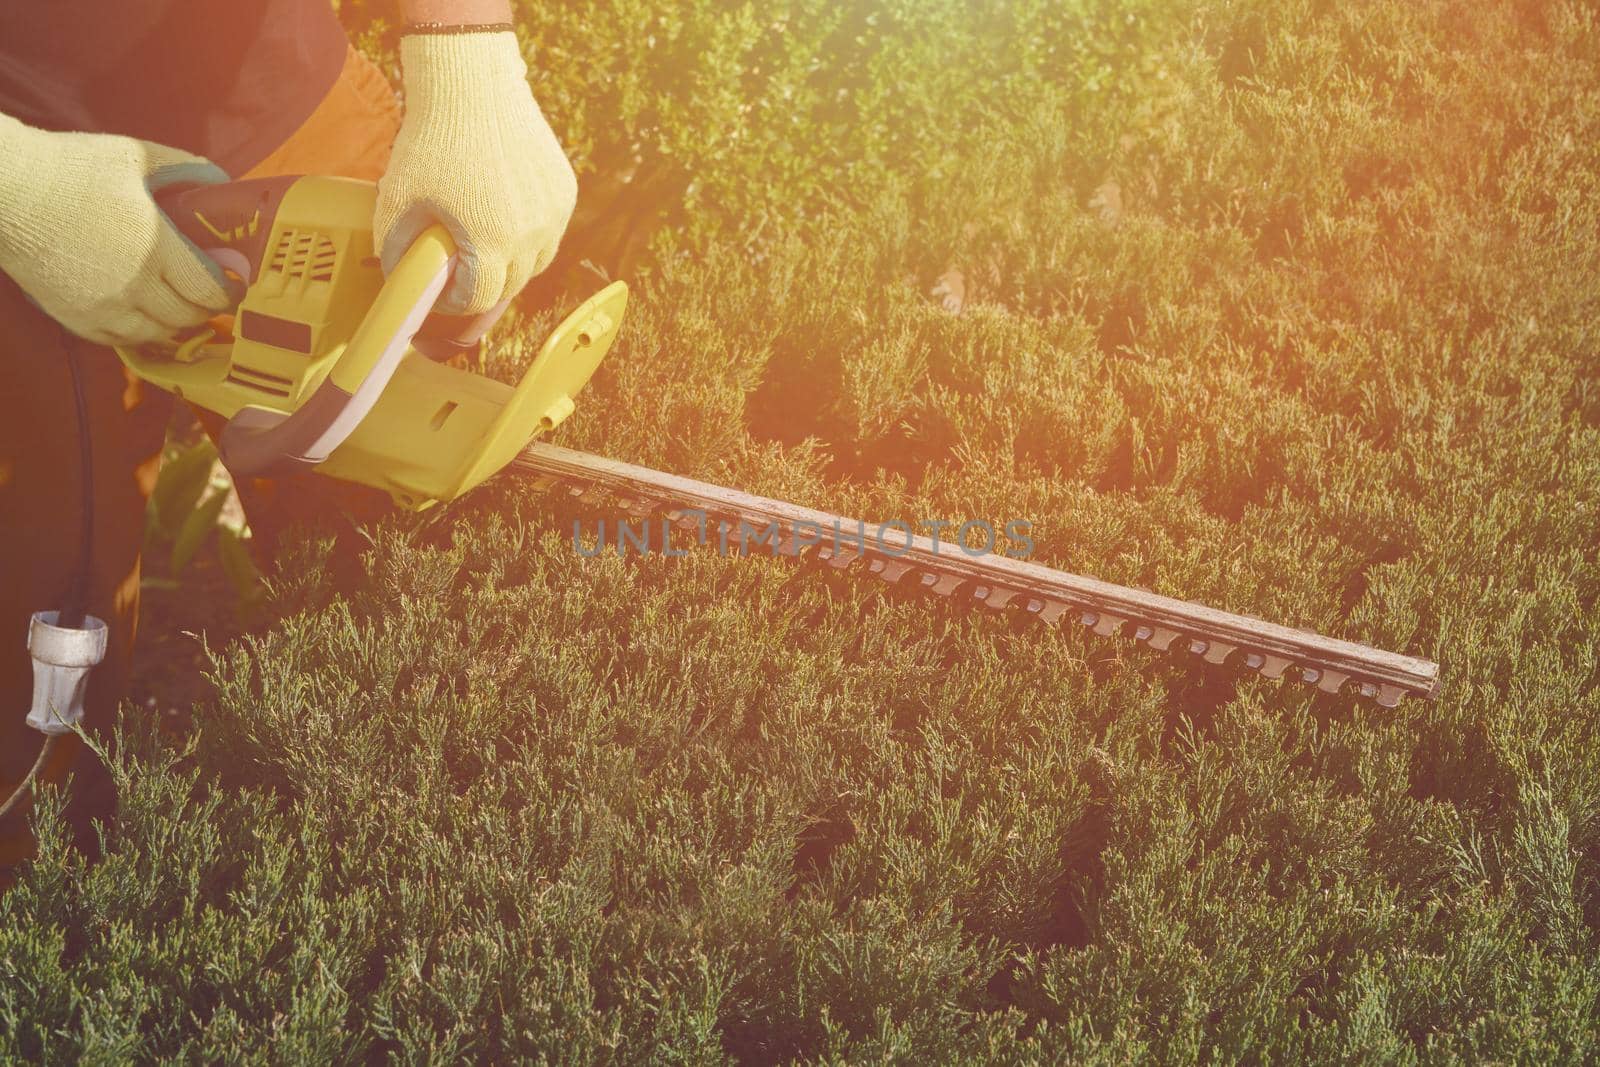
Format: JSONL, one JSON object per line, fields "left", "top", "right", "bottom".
{"left": 375, "top": 0, "right": 579, "bottom": 315}
{"left": 0, "top": 113, "right": 233, "bottom": 345}
{"left": 398, "top": 0, "right": 515, "bottom": 23}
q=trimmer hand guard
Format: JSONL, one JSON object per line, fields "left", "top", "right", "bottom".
{"left": 317, "top": 281, "right": 626, "bottom": 509}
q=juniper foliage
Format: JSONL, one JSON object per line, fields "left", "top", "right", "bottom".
{"left": 4, "top": 0, "right": 1600, "bottom": 1061}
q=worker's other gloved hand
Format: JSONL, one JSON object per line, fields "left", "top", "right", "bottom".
{"left": 0, "top": 115, "right": 235, "bottom": 346}
{"left": 376, "top": 30, "right": 579, "bottom": 316}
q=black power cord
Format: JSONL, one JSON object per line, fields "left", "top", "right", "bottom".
{"left": 0, "top": 329, "right": 96, "bottom": 823}
{"left": 59, "top": 329, "right": 95, "bottom": 631}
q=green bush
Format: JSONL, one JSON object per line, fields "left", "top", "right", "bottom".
{"left": 4, "top": 0, "right": 1600, "bottom": 1060}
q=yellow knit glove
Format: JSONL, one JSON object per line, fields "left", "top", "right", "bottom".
{"left": 0, "top": 114, "right": 235, "bottom": 346}
{"left": 376, "top": 31, "right": 579, "bottom": 315}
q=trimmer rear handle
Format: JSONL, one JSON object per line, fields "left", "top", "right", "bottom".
{"left": 154, "top": 177, "right": 469, "bottom": 478}
{"left": 157, "top": 176, "right": 501, "bottom": 350}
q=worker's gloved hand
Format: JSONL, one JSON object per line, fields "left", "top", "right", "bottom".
{"left": 0, "top": 115, "right": 235, "bottom": 346}
{"left": 376, "top": 30, "right": 579, "bottom": 316}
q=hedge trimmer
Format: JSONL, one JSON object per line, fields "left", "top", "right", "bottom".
{"left": 10, "top": 174, "right": 1436, "bottom": 822}
{"left": 154, "top": 175, "right": 1440, "bottom": 701}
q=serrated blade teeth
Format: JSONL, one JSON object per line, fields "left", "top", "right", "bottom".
{"left": 868, "top": 558, "right": 913, "bottom": 583}
{"left": 1241, "top": 652, "right": 1292, "bottom": 675}
{"left": 1316, "top": 669, "right": 1350, "bottom": 694}
{"left": 1091, "top": 614, "right": 1126, "bottom": 637}
{"left": 975, "top": 585, "right": 1019, "bottom": 609}
{"left": 1037, "top": 601, "right": 1069, "bottom": 625}
{"left": 1144, "top": 627, "right": 1181, "bottom": 651}
{"left": 1240, "top": 650, "right": 1294, "bottom": 677}
{"left": 1375, "top": 684, "right": 1406, "bottom": 708}
{"left": 1256, "top": 654, "right": 1292, "bottom": 679}
{"left": 1202, "top": 642, "right": 1237, "bottom": 665}
{"left": 825, "top": 547, "right": 859, "bottom": 570}
{"left": 1000, "top": 596, "right": 1050, "bottom": 623}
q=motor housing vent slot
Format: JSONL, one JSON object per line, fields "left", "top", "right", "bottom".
{"left": 224, "top": 363, "right": 294, "bottom": 398}
{"left": 267, "top": 229, "right": 338, "bottom": 283}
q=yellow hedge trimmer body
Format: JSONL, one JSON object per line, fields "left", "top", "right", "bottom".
{"left": 118, "top": 174, "right": 626, "bottom": 510}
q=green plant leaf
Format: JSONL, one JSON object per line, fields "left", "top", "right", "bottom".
{"left": 150, "top": 439, "right": 221, "bottom": 543}
{"left": 169, "top": 486, "right": 227, "bottom": 574}
{"left": 217, "top": 525, "right": 265, "bottom": 607}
